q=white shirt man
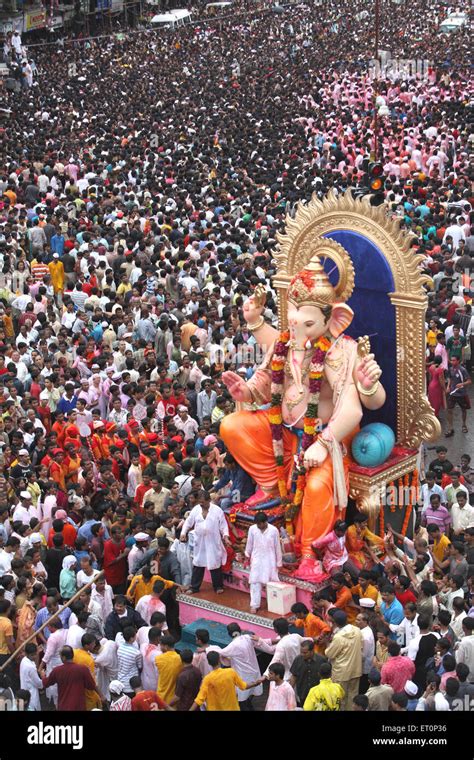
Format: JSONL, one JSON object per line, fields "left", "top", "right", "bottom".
{"left": 245, "top": 517, "right": 282, "bottom": 613}
{"left": 258, "top": 630, "right": 307, "bottom": 681}
{"left": 444, "top": 481, "right": 469, "bottom": 508}
{"left": 415, "top": 690, "right": 450, "bottom": 711}
{"left": 360, "top": 622, "right": 375, "bottom": 675}
{"left": 456, "top": 627, "right": 474, "bottom": 682}
{"left": 219, "top": 632, "right": 263, "bottom": 703}
{"left": 0, "top": 548, "right": 13, "bottom": 575}
{"left": 443, "top": 223, "right": 465, "bottom": 249}
{"left": 451, "top": 610, "right": 467, "bottom": 641}
{"left": 451, "top": 499, "right": 474, "bottom": 534}
{"left": 11, "top": 358, "right": 28, "bottom": 383}
{"left": 420, "top": 481, "right": 446, "bottom": 512}
{"left": 181, "top": 501, "right": 229, "bottom": 574}
{"left": 173, "top": 409, "right": 199, "bottom": 441}
{"left": 174, "top": 473, "right": 193, "bottom": 498}
{"left": 66, "top": 624, "right": 87, "bottom": 650}
{"left": 135, "top": 595, "right": 166, "bottom": 626}
{"left": 139, "top": 638, "right": 161, "bottom": 690}
{"left": 407, "top": 628, "right": 440, "bottom": 663}
{"left": 389, "top": 612, "right": 420, "bottom": 654}
{"left": 127, "top": 536, "right": 150, "bottom": 574}
{"left": 94, "top": 638, "right": 118, "bottom": 701}
{"left": 19, "top": 653, "right": 43, "bottom": 711}
{"left": 12, "top": 493, "right": 37, "bottom": 526}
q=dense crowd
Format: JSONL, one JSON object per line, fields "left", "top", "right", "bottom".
{"left": 0, "top": 0, "right": 472, "bottom": 712}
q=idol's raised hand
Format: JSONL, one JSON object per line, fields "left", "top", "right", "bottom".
{"left": 242, "top": 284, "right": 267, "bottom": 325}
{"left": 355, "top": 353, "right": 382, "bottom": 391}
{"left": 221, "top": 370, "right": 252, "bottom": 403}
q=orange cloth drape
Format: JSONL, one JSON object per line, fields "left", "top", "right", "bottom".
{"left": 220, "top": 410, "right": 353, "bottom": 557}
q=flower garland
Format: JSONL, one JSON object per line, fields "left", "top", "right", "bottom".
{"left": 269, "top": 330, "right": 332, "bottom": 522}
{"left": 401, "top": 469, "right": 418, "bottom": 537}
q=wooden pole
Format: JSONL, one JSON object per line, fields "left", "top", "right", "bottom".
{"left": 0, "top": 570, "right": 104, "bottom": 673}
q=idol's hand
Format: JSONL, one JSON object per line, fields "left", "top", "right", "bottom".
{"left": 356, "top": 353, "right": 382, "bottom": 391}
{"left": 303, "top": 441, "right": 328, "bottom": 469}
{"left": 243, "top": 286, "right": 266, "bottom": 325}
{"left": 221, "top": 371, "right": 252, "bottom": 403}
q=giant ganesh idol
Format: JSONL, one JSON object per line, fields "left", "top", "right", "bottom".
{"left": 221, "top": 249, "right": 386, "bottom": 583}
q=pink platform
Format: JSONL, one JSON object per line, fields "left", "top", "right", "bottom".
{"left": 177, "top": 561, "right": 327, "bottom": 635}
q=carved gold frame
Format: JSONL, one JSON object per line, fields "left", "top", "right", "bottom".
{"left": 272, "top": 189, "right": 441, "bottom": 448}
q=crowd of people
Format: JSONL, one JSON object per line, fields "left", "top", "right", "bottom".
{"left": 0, "top": 0, "right": 472, "bottom": 713}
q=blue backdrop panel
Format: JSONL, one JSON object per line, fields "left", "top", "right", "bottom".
{"left": 322, "top": 230, "right": 397, "bottom": 435}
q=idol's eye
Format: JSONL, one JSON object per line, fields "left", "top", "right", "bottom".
{"left": 305, "top": 322, "right": 315, "bottom": 328}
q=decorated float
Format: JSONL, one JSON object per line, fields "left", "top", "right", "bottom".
{"left": 177, "top": 189, "right": 440, "bottom": 642}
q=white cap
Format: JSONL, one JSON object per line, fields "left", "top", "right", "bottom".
{"left": 30, "top": 533, "right": 42, "bottom": 543}
{"left": 20, "top": 491, "right": 32, "bottom": 499}
{"left": 359, "top": 598, "right": 376, "bottom": 609}
{"left": 134, "top": 532, "right": 149, "bottom": 542}
{"left": 53, "top": 253, "right": 59, "bottom": 259}
{"left": 18, "top": 449, "right": 29, "bottom": 456}
{"left": 109, "top": 680, "right": 125, "bottom": 695}
{"left": 404, "top": 680, "right": 418, "bottom": 697}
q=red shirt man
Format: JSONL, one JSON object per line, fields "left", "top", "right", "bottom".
{"left": 381, "top": 642, "right": 415, "bottom": 693}
{"left": 47, "top": 520, "right": 77, "bottom": 549}
{"left": 103, "top": 528, "right": 128, "bottom": 590}
{"left": 42, "top": 655, "right": 99, "bottom": 711}
{"left": 131, "top": 690, "right": 167, "bottom": 711}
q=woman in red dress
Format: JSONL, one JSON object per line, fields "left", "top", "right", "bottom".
{"left": 427, "top": 355, "right": 446, "bottom": 418}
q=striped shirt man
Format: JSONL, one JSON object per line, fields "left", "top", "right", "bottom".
{"left": 116, "top": 641, "right": 142, "bottom": 692}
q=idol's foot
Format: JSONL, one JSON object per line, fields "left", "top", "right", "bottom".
{"left": 245, "top": 488, "right": 278, "bottom": 507}
{"left": 292, "top": 558, "right": 329, "bottom": 583}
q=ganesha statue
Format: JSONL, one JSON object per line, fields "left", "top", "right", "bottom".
{"left": 221, "top": 244, "right": 386, "bottom": 582}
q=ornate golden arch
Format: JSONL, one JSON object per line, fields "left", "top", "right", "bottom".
{"left": 271, "top": 189, "right": 440, "bottom": 448}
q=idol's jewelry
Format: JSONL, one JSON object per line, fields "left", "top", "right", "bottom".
{"left": 356, "top": 380, "right": 380, "bottom": 397}
{"left": 246, "top": 316, "right": 265, "bottom": 332}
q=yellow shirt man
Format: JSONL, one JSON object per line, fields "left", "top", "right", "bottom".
{"left": 73, "top": 648, "right": 101, "bottom": 710}
{"left": 303, "top": 678, "right": 345, "bottom": 711}
{"left": 155, "top": 650, "right": 182, "bottom": 703}
{"left": 126, "top": 574, "right": 175, "bottom": 605}
{"left": 0, "top": 615, "right": 13, "bottom": 655}
{"left": 194, "top": 667, "right": 247, "bottom": 711}
{"left": 116, "top": 282, "right": 131, "bottom": 297}
{"left": 350, "top": 582, "right": 379, "bottom": 603}
{"left": 432, "top": 533, "right": 451, "bottom": 563}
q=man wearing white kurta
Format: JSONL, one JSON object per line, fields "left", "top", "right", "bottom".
{"left": 219, "top": 624, "right": 263, "bottom": 709}
{"left": 255, "top": 618, "right": 307, "bottom": 681}
{"left": 245, "top": 512, "right": 282, "bottom": 613}
{"left": 181, "top": 492, "right": 230, "bottom": 594}
{"left": 20, "top": 645, "right": 44, "bottom": 710}
{"left": 93, "top": 638, "right": 118, "bottom": 700}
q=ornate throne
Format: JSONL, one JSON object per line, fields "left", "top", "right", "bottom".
{"left": 272, "top": 189, "right": 441, "bottom": 537}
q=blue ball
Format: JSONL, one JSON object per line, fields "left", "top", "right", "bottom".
{"left": 351, "top": 423, "right": 396, "bottom": 467}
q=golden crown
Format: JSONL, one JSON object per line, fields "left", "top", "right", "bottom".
{"left": 288, "top": 242, "right": 355, "bottom": 309}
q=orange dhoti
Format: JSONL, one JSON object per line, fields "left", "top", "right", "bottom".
{"left": 220, "top": 410, "right": 354, "bottom": 558}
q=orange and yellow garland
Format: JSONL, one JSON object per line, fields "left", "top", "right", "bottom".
{"left": 269, "top": 330, "right": 331, "bottom": 523}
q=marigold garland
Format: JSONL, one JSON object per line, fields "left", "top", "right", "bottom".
{"left": 379, "top": 495, "right": 385, "bottom": 537}
{"left": 401, "top": 469, "right": 418, "bottom": 537}
{"left": 269, "top": 330, "right": 331, "bottom": 522}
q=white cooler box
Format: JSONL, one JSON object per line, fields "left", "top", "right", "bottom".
{"left": 266, "top": 581, "right": 296, "bottom": 615}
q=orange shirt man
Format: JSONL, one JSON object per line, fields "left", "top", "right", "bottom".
{"left": 293, "top": 608, "right": 331, "bottom": 654}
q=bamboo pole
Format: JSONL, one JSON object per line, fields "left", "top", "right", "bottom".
{"left": 0, "top": 570, "right": 105, "bottom": 673}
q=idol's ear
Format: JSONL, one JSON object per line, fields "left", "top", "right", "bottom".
{"left": 327, "top": 303, "right": 354, "bottom": 338}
